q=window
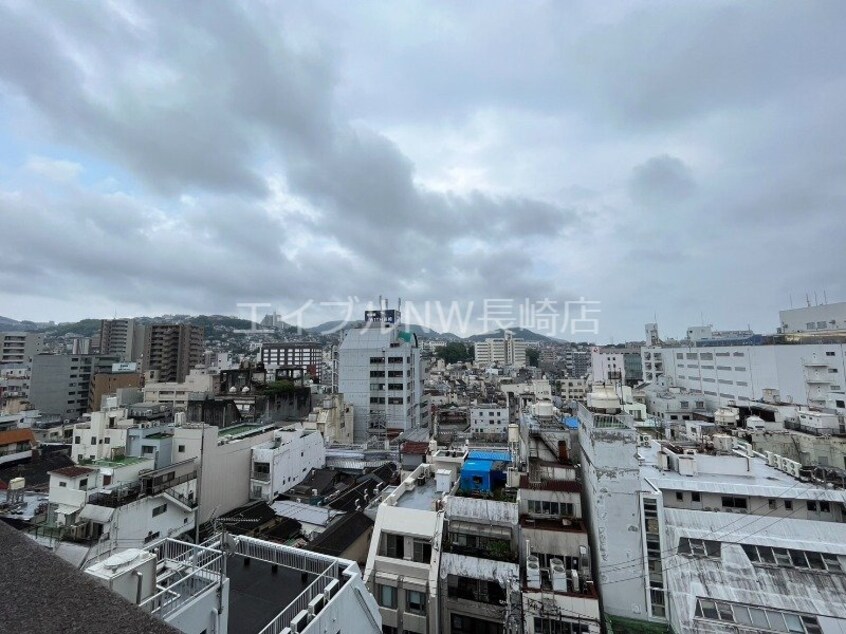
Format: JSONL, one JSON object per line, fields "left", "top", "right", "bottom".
{"left": 152, "top": 503, "right": 168, "bottom": 517}
{"left": 533, "top": 617, "right": 589, "bottom": 634}
{"left": 376, "top": 584, "right": 397, "bottom": 609}
{"left": 678, "top": 537, "right": 721, "bottom": 559}
{"left": 695, "top": 597, "right": 822, "bottom": 633}
{"left": 743, "top": 544, "right": 842, "bottom": 573}
{"left": 142, "top": 445, "right": 155, "bottom": 455}
{"left": 820, "top": 501, "right": 831, "bottom": 513}
{"left": 382, "top": 628, "right": 397, "bottom": 634}
{"left": 178, "top": 444, "right": 185, "bottom": 453}
{"left": 768, "top": 499, "right": 777, "bottom": 510}
{"left": 79, "top": 478, "right": 88, "bottom": 488}
{"left": 74, "top": 436, "right": 81, "bottom": 444}
{"left": 807, "top": 500, "right": 817, "bottom": 512}
{"left": 90, "top": 436, "right": 96, "bottom": 444}
{"left": 412, "top": 539, "right": 432, "bottom": 563}
{"left": 722, "top": 496, "right": 748, "bottom": 509}
{"left": 59, "top": 482, "right": 67, "bottom": 488}
{"left": 675, "top": 491, "right": 684, "bottom": 501}
{"left": 103, "top": 437, "right": 110, "bottom": 445}
{"left": 406, "top": 589, "right": 426, "bottom": 615}
{"left": 785, "top": 500, "right": 793, "bottom": 510}
{"left": 691, "top": 492, "right": 700, "bottom": 503}
{"left": 826, "top": 351, "right": 836, "bottom": 356}
{"left": 383, "top": 533, "right": 404, "bottom": 559}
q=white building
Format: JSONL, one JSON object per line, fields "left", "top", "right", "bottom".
{"left": 590, "top": 348, "right": 625, "bottom": 385}
{"left": 474, "top": 333, "right": 527, "bottom": 368}
{"left": 642, "top": 339, "right": 846, "bottom": 408}
{"left": 579, "top": 382, "right": 846, "bottom": 632}
{"left": 469, "top": 404, "right": 510, "bottom": 437}
{"left": 142, "top": 369, "right": 216, "bottom": 411}
{"left": 780, "top": 301, "right": 846, "bottom": 334}
{"left": 172, "top": 423, "right": 276, "bottom": 525}
{"left": 338, "top": 323, "right": 424, "bottom": 442}
{"left": 86, "top": 534, "right": 382, "bottom": 634}
{"left": 558, "top": 377, "right": 589, "bottom": 403}
{"left": 364, "top": 463, "right": 444, "bottom": 634}
{"left": 249, "top": 426, "right": 326, "bottom": 502}
{"left": 70, "top": 408, "right": 136, "bottom": 464}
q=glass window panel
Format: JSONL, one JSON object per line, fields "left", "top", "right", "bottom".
{"left": 700, "top": 599, "right": 718, "bottom": 619}
{"left": 749, "top": 608, "right": 769, "bottom": 628}
{"left": 784, "top": 614, "right": 804, "bottom": 633}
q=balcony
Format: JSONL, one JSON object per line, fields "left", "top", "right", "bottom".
{"left": 445, "top": 539, "right": 518, "bottom": 563}
{"left": 251, "top": 471, "right": 271, "bottom": 482}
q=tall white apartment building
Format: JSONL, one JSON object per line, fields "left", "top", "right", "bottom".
{"left": 474, "top": 332, "right": 527, "bottom": 368}
{"left": 338, "top": 316, "right": 423, "bottom": 442}
{"left": 590, "top": 348, "right": 625, "bottom": 384}
{"left": 249, "top": 426, "right": 326, "bottom": 502}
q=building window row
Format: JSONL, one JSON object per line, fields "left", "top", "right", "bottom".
{"left": 677, "top": 537, "right": 721, "bottom": 559}
{"left": 694, "top": 597, "right": 822, "bottom": 633}
{"left": 742, "top": 544, "right": 842, "bottom": 573}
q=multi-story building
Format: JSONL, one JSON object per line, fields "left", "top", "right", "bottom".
{"left": 439, "top": 494, "right": 520, "bottom": 634}
{"left": 338, "top": 314, "right": 424, "bottom": 442}
{"left": 97, "top": 318, "right": 146, "bottom": 361}
{"left": 87, "top": 362, "right": 143, "bottom": 411}
{"left": 304, "top": 393, "right": 354, "bottom": 445}
{"left": 562, "top": 348, "right": 590, "bottom": 379}
{"left": 558, "top": 377, "right": 589, "bottom": 403}
{"left": 779, "top": 300, "right": 846, "bottom": 334}
{"left": 260, "top": 342, "right": 323, "bottom": 382}
{"left": 0, "top": 331, "right": 44, "bottom": 365}
{"left": 642, "top": 339, "right": 846, "bottom": 409}
{"left": 142, "top": 324, "right": 204, "bottom": 383}
{"left": 249, "top": 426, "right": 326, "bottom": 502}
{"left": 142, "top": 368, "right": 216, "bottom": 411}
{"left": 469, "top": 404, "right": 510, "bottom": 437}
{"left": 30, "top": 354, "right": 120, "bottom": 419}
{"left": 474, "top": 332, "right": 527, "bottom": 368}
{"left": 579, "top": 382, "right": 846, "bottom": 632}
{"left": 364, "top": 463, "right": 444, "bottom": 634}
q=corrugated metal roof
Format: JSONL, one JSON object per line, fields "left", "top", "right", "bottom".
{"left": 445, "top": 496, "right": 518, "bottom": 524}
{"left": 270, "top": 500, "right": 343, "bottom": 527}
{"left": 79, "top": 504, "right": 115, "bottom": 523}
{"left": 439, "top": 552, "right": 519, "bottom": 584}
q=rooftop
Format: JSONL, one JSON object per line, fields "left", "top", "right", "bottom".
{"left": 50, "top": 465, "right": 96, "bottom": 478}
{"left": 390, "top": 477, "right": 441, "bottom": 511}
{"left": 90, "top": 455, "right": 150, "bottom": 468}
{"left": 0, "top": 521, "right": 176, "bottom": 634}
{"left": 218, "top": 424, "right": 274, "bottom": 440}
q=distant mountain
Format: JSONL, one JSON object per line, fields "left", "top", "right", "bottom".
{"left": 0, "top": 315, "right": 44, "bottom": 332}
{"left": 466, "top": 327, "right": 560, "bottom": 343}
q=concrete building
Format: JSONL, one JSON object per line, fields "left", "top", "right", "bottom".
{"left": 0, "top": 428, "right": 35, "bottom": 467}
{"left": 142, "top": 323, "right": 204, "bottom": 383}
{"left": 469, "top": 404, "right": 510, "bottom": 438}
{"left": 780, "top": 300, "right": 846, "bottom": 334}
{"left": 88, "top": 362, "right": 143, "bottom": 411}
{"left": 142, "top": 368, "right": 216, "bottom": 411}
{"left": 30, "top": 354, "right": 120, "bottom": 419}
{"left": 172, "top": 423, "right": 276, "bottom": 525}
{"left": 364, "top": 463, "right": 444, "bottom": 634}
{"left": 304, "top": 393, "right": 354, "bottom": 445}
{"left": 86, "top": 533, "right": 381, "bottom": 634}
{"left": 0, "top": 331, "right": 44, "bottom": 365}
{"left": 474, "top": 332, "right": 527, "bottom": 368}
{"left": 260, "top": 342, "right": 323, "bottom": 382}
{"left": 338, "top": 317, "right": 424, "bottom": 442}
{"left": 97, "top": 318, "right": 145, "bottom": 361}
{"left": 558, "top": 377, "right": 589, "bottom": 403}
{"left": 439, "top": 495, "right": 520, "bottom": 634}
{"left": 249, "top": 426, "right": 326, "bottom": 502}
{"left": 642, "top": 339, "right": 846, "bottom": 408}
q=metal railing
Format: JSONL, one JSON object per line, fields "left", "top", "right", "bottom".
{"left": 140, "top": 540, "right": 223, "bottom": 619}
{"left": 257, "top": 569, "right": 336, "bottom": 634}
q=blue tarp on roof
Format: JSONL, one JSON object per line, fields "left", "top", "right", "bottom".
{"left": 467, "top": 450, "right": 511, "bottom": 463}
{"left": 459, "top": 459, "right": 507, "bottom": 493}
{"left": 563, "top": 417, "right": 579, "bottom": 429}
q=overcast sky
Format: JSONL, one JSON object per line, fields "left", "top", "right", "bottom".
{"left": 1, "top": 1, "right": 844, "bottom": 341}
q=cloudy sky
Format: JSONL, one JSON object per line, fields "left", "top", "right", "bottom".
{"left": 1, "top": 1, "right": 844, "bottom": 341}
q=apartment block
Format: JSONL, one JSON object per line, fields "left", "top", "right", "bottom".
{"left": 30, "top": 354, "right": 120, "bottom": 419}
{"left": 98, "top": 318, "right": 146, "bottom": 362}
{"left": 142, "top": 324, "right": 204, "bottom": 383}
{"left": 260, "top": 341, "right": 323, "bottom": 382}
{"left": 0, "top": 331, "right": 44, "bottom": 365}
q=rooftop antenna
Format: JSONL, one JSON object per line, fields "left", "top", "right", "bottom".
{"left": 814, "top": 291, "right": 818, "bottom": 306}
{"left": 824, "top": 290, "right": 828, "bottom": 304}
{"left": 789, "top": 293, "right": 793, "bottom": 309}
{"left": 806, "top": 293, "right": 811, "bottom": 307}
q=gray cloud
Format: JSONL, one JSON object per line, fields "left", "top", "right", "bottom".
{"left": 0, "top": 1, "right": 844, "bottom": 339}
